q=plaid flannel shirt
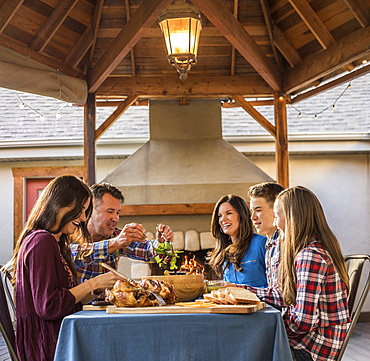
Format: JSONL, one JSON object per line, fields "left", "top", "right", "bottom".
{"left": 265, "top": 229, "right": 280, "bottom": 288}
{"left": 243, "top": 240, "right": 350, "bottom": 361}
{"left": 71, "top": 228, "right": 158, "bottom": 285}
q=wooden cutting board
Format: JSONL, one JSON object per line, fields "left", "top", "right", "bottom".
{"left": 83, "top": 304, "right": 114, "bottom": 311}
{"left": 106, "top": 302, "right": 265, "bottom": 314}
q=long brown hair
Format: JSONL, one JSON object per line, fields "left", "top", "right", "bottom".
{"left": 207, "top": 194, "right": 253, "bottom": 276}
{"left": 8, "top": 175, "right": 92, "bottom": 282}
{"left": 277, "top": 186, "right": 349, "bottom": 306}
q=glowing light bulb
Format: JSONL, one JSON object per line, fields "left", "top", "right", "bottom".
{"left": 56, "top": 112, "right": 61, "bottom": 119}
{"left": 19, "top": 103, "right": 25, "bottom": 109}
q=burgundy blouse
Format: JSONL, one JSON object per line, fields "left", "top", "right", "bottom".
{"left": 16, "top": 230, "right": 82, "bottom": 361}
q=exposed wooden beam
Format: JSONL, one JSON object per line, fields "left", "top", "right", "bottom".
{"left": 65, "top": 24, "right": 93, "bottom": 69}
{"left": 93, "top": 99, "right": 275, "bottom": 107}
{"left": 343, "top": 0, "right": 370, "bottom": 27}
{"left": 29, "top": 0, "right": 79, "bottom": 52}
{"left": 230, "top": 0, "right": 238, "bottom": 76}
{"left": 191, "top": 0, "right": 282, "bottom": 91}
{"left": 87, "top": 0, "right": 173, "bottom": 93}
{"left": 288, "top": 0, "right": 335, "bottom": 49}
{"left": 89, "top": 0, "right": 104, "bottom": 66}
{"left": 272, "top": 24, "right": 301, "bottom": 68}
{"left": 233, "top": 95, "right": 276, "bottom": 137}
{"left": 124, "top": 0, "right": 136, "bottom": 76}
{"left": 274, "top": 93, "right": 289, "bottom": 188}
{"left": 260, "top": 0, "right": 282, "bottom": 71}
{"left": 95, "top": 95, "right": 138, "bottom": 140}
{"left": 121, "top": 203, "right": 215, "bottom": 216}
{"left": 283, "top": 26, "right": 370, "bottom": 94}
{"left": 84, "top": 93, "right": 96, "bottom": 186}
{"left": 290, "top": 63, "right": 370, "bottom": 104}
{"left": 0, "top": 34, "right": 84, "bottom": 79}
{"left": 95, "top": 99, "right": 149, "bottom": 106}
{"left": 97, "top": 76, "right": 273, "bottom": 98}
{"left": 223, "top": 99, "right": 274, "bottom": 107}
{"left": 0, "top": 0, "right": 24, "bottom": 33}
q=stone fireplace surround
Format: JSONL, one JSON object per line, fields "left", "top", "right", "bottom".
{"left": 117, "top": 230, "right": 216, "bottom": 280}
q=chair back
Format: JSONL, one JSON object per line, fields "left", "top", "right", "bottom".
{"left": 345, "top": 254, "right": 369, "bottom": 317}
{"left": 0, "top": 266, "right": 18, "bottom": 361}
{"left": 337, "top": 254, "right": 370, "bottom": 361}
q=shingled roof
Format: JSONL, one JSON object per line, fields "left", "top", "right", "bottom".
{"left": 0, "top": 73, "right": 369, "bottom": 142}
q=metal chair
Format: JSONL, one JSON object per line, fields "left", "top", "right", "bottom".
{"left": 337, "top": 254, "right": 370, "bottom": 361}
{"left": 0, "top": 265, "right": 19, "bottom": 361}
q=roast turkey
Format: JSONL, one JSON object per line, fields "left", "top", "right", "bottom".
{"left": 105, "top": 278, "right": 177, "bottom": 307}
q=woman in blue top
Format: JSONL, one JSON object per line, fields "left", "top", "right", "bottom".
{"left": 207, "top": 194, "right": 268, "bottom": 287}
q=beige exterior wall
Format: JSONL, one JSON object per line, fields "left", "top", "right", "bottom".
{"left": 0, "top": 152, "right": 369, "bottom": 310}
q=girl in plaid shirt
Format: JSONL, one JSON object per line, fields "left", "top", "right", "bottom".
{"left": 243, "top": 186, "right": 350, "bottom": 361}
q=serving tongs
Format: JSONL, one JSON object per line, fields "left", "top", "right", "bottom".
{"left": 101, "top": 262, "right": 166, "bottom": 306}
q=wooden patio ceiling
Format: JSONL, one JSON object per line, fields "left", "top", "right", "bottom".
{"left": 1, "top": 0, "right": 370, "bottom": 188}
{"left": 1, "top": 0, "right": 369, "bottom": 100}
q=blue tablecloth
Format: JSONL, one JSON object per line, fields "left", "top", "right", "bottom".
{"left": 54, "top": 305, "right": 292, "bottom": 361}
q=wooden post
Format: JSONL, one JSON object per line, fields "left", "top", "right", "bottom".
{"left": 84, "top": 93, "right": 96, "bottom": 185}
{"left": 274, "top": 93, "right": 289, "bottom": 188}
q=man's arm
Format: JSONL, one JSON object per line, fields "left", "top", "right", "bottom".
{"left": 71, "top": 241, "right": 110, "bottom": 268}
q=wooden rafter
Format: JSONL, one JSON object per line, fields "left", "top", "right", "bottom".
{"left": 65, "top": 24, "right": 93, "bottom": 69}
{"left": 0, "top": 34, "right": 84, "bottom": 78}
{"left": 87, "top": 0, "right": 173, "bottom": 93}
{"left": 124, "top": 0, "right": 136, "bottom": 76}
{"left": 233, "top": 95, "right": 276, "bottom": 137}
{"left": 283, "top": 26, "right": 370, "bottom": 94}
{"left": 89, "top": 0, "right": 104, "bottom": 66}
{"left": 288, "top": 0, "right": 335, "bottom": 49}
{"left": 272, "top": 25, "right": 301, "bottom": 68}
{"left": 97, "top": 76, "right": 273, "bottom": 98}
{"left": 95, "top": 95, "right": 138, "bottom": 140}
{"left": 343, "top": 0, "right": 370, "bottom": 27}
{"left": 0, "top": 0, "right": 24, "bottom": 33}
{"left": 29, "top": 0, "right": 80, "bottom": 53}
{"left": 230, "top": 0, "right": 238, "bottom": 76}
{"left": 290, "top": 63, "right": 370, "bottom": 104}
{"left": 260, "top": 0, "right": 282, "bottom": 71}
{"left": 191, "top": 0, "right": 282, "bottom": 92}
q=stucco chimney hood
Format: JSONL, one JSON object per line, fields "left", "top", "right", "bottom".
{"left": 103, "top": 99, "right": 274, "bottom": 205}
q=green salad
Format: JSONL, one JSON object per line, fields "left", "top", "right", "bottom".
{"left": 154, "top": 241, "right": 182, "bottom": 270}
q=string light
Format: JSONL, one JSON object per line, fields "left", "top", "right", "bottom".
{"left": 15, "top": 93, "right": 70, "bottom": 120}
{"left": 290, "top": 81, "right": 352, "bottom": 119}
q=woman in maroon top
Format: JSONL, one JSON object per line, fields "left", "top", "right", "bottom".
{"left": 7, "top": 175, "right": 121, "bottom": 361}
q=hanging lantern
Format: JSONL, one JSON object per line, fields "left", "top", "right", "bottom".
{"left": 158, "top": 0, "right": 202, "bottom": 80}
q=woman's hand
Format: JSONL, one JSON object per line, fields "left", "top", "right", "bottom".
{"left": 90, "top": 271, "right": 121, "bottom": 290}
{"left": 70, "top": 271, "right": 121, "bottom": 304}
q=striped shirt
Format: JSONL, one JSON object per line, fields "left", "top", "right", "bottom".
{"left": 265, "top": 229, "right": 280, "bottom": 288}
{"left": 243, "top": 240, "right": 350, "bottom": 361}
{"left": 71, "top": 229, "right": 158, "bottom": 285}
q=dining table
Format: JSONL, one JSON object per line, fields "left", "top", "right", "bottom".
{"left": 53, "top": 304, "right": 293, "bottom": 361}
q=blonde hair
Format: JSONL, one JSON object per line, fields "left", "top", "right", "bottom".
{"left": 277, "top": 186, "right": 349, "bottom": 306}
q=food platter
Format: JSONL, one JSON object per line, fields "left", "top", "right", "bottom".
{"left": 105, "top": 302, "right": 265, "bottom": 314}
